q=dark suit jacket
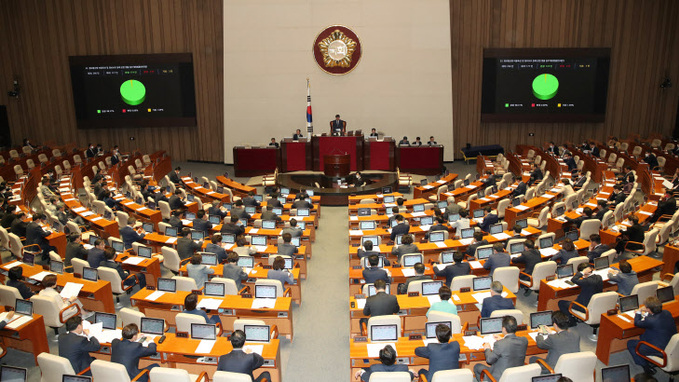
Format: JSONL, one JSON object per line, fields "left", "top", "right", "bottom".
{"left": 391, "top": 223, "right": 410, "bottom": 241}
{"left": 177, "top": 237, "right": 200, "bottom": 260}
{"left": 230, "top": 207, "right": 251, "bottom": 220}
{"left": 415, "top": 341, "right": 460, "bottom": 381}
{"left": 636, "top": 310, "right": 677, "bottom": 349}
{"left": 265, "top": 197, "right": 283, "bottom": 208}
{"left": 168, "top": 216, "right": 183, "bottom": 230}
{"left": 111, "top": 338, "right": 157, "bottom": 379}
{"left": 483, "top": 333, "right": 528, "bottom": 381}
{"left": 120, "top": 226, "right": 144, "bottom": 249}
{"left": 7, "top": 279, "right": 34, "bottom": 299}
{"left": 512, "top": 182, "right": 527, "bottom": 196}
{"left": 65, "top": 242, "right": 88, "bottom": 267}
{"left": 572, "top": 272, "right": 603, "bottom": 306}
{"left": 391, "top": 243, "right": 419, "bottom": 262}
{"left": 168, "top": 195, "right": 184, "bottom": 210}
{"left": 222, "top": 263, "right": 248, "bottom": 289}
{"left": 529, "top": 169, "right": 543, "bottom": 185}
{"left": 594, "top": 208, "right": 607, "bottom": 221}
{"left": 483, "top": 252, "right": 510, "bottom": 276}
{"left": 9, "top": 218, "right": 27, "bottom": 237}
{"left": 221, "top": 222, "right": 245, "bottom": 236}
{"left": 586, "top": 244, "right": 610, "bottom": 261}
{"left": 169, "top": 171, "right": 181, "bottom": 184}
{"left": 609, "top": 191, "right": 626, "bottom": 204}
{"left": 479, "top": 214, "right": 499, "bottom": 233}
{"left": 26, "top": 221, "right": 49, "bottom": 249}
{"left": 217, "top": 349, "right": 265, "bottom": 379}
{"left": 205, "top": 243, "right": 227, "bottom": 264}
{"left": 434, "top": 262, "right": 471, "bottom": 286}
{"left": 621, "top": 223, "right": 645, "bottom": 244}
{"left": 87, "top": 248, "right": 106, "bottom": 268}
{"left": 481, "top": 294, "right": 514, "bottom": 318}
{"left": 402, "top": 275, "right": 431, "bottom": 294}
{"left": 242, "top": 196, "right": 259, "bottom": 207}
{"left": 565, "top": 158, "right": 577, "bottom": 170}
{"left": 535, "top": 329, "right": 580, "bottom": 367}
{"left": 512, "top": 248, "right": 541, "bottom": 275}
{"left": 277, "top": 243, "right": 298, "bottom": 257}
{"left": 361, "top": 363, "right": 413, "bottom": 382}
{"left": 362, "top": 267, "right": 391, "bottom": 284}
{"left": 363, "top": 292, "right": 399, "bottom": 317}
{"left": 207, "top": 206, "right": 227, "bottom": 219}
{"left": 645, "top": 154, "right": 658, "bottom": 169}
{"left": 261, "top": 210, "right": 281, "bottom": 222}
{"left": 466, "top": 239, "right": 489, "bottom": 258}
{"left": 292, "top": 200, "right": 313, "bottom": 210}
{"left": 192, "top": 218, "right": 212, "bottom": 233}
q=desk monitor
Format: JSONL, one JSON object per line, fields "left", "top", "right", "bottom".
{"left": 147, "top": 201, "right": 156, "bottom": 210}
{"left": 516, "top": 219, "right": 528, "bottom": 229}
{"left": 222, "top": 234, "right": 236, "bottom": 244}
{"left": 208, "top": 215, "right": 221, "bottom": 225}
{"left": 63, "top": 375, "right": 92, "bottom": 382}
{"left": 187, "top": 194, "right": 195, "bottom": 202}
{"left": 0, "top": 366, "right": 27, "bottom": 382}
{"left": 489, "top": 223, "right": 503, "bottom": 235}
{"left": 255, "top": 284, "right": 277, "bottom": 299}
{"left": 280, "top": 187, "right": 290, "bottom": 196}
{"left": 448, "top": 213, "right": 460, "bottom": 223}
{"left": 370, "top": 324, "right": 398, "bottom": 342}
{"left": 601, "top": 365, "right": 630, "bottom": 382}
{"left": 440, "top": 251, "right": 454, "bottom": 264}
{"left": 512, "top": 197, "right": 521, "bottom": 207}
{"left": 22, "top": 252, "right": 35, "bottom": 266}
{"left": 102, "top": 211, "right": 112, "bottom": 221}
{"left": 359, "top": 221, "right": 376, "bottom": 230}
{"left": 50, "top": 260, "right": 64, "bottom": 274}
{"left": 191, "top": 231, "right": 206, "bottom": 241}
{"left": 15, "top": 299, "right": 33, "bottom": 316}
{"left": 94, "top": 312, "right": 117, "bottom": 330}
{"left": 403, "top": 254, "right": 423, "bottom": 267}
{"left": 420, "top": 216, "right": 434, "bottom": 226}
{"left": 571, "top": 199, "right": 579, "bottom": 210}
{"left": 460, "top": 228, "right": 474, "bottom": 239}
{"left": 531, "top": 375, "right": 562, "bottom": 382}
{"left": 157, "top": 278, "right": 177, "bottom": 293}
{"left": 164, "top": 226, "right": 177, "bottom": 237}
{"left": 391, "top": 219, "right": 399, "bottom": 228}
{"left": 140, "top": 317, "right": 165, "bottom": 336}
{"left": 425, "top": 321, "right": 452, "bottom": 338}
{"left": 473, "top": 209, "right": 485, "bottom": 218}
{"left": 473, "top": 276, "right": 492, "bottom": 291}
{"left": 554, "top": 206, "right": 565, "bottom": 217}
{"left": 217, "top": 186, "right": 225, "bottom": 194}
{"left": 111, "top": 240, "right": 125, "bottom": 254}
{"left": 137, "top": 246, "right": 152, "bottom": 258}
{"left": 142, "top": 223, "right": 154, "bottom": 233}
{"left": 201, "top": 253, "right": 218, "bottom": 266}
{"left": 422, "top": 281, "right": 443, "bottom": 296}
{"left": 283, "top": 257, "right": 294, "bottom": 270}
{"left": 185, "top": 212, "right": 196, "bottom": 220}
{"left": 244, "top": 324, "right": 271, "bottom": 343}
{"left": 262, "top": 220, "right": 276, "bottom": 230}
{"left": 224, "top": 203, "right": 232, "bottom": 212}
{"left": 204, "top": 282, "right": 225, "bottom": 297}
{"left": 362, "top": 256, "right": 384, "bottom": 269}
{"left": 480, "top": 317, "right": 504, "bottom": 335}
{"left": 52, "top": 221, "right": 64, "bottom": 233}
{"left": 539, "top": 236, "right": 554, "bottom": 249}
{"left": 619, "top": 295, "right": 639, "bottom": 313}
{"left": 245, "top": 206, "right": 256, "bottom": 215}
{"left": 82, "top": 267, "right": 98, "bottom": 282}
{"left": 251, "top": 235, "right": 267, "bottom": 246}
{"left": 509, "top": 242, "right": 525, "bottom": 254}
{"left": 413, "top": 204, "right": 425, "bottom": 213}
{"left": 367, "top": 284, "right": 390, "bottom": 297}
{"left": 382, "top": 186, "right": 393, "bottom": 194}
{"left": 437, "top": 201, "right": 448, "bottom": 209}
{"left": 357, "top": 208, "right": 371, "bottom": 216}
{"left": 306, "top": 190, "right": 314, "bottom": 197}
{"left": 477, "top": 247, "right": 493, "bottom": 260}
{"left": 429, "top": 231, "right": 445, "bottom": 243}
{"left": 383, "top": 195, "right": 395, "bottom": 204}
{"left": 657, "top": 285, "right": 675, "bottom": 304}
{"left": 464, "top": 179, "right": 470, "bottom": 186}
{"left": 477, "top": 190, "right": 485, "bottom": 199}
{"left": 272, "top": 207, "right": 283, "bottom": 215}
{"left": 237, "top": 256, "right": 254, "bottom": 268}
{"left": 296, "top": 208, "right": 310, "bottom": 217}
{"left": 362, "top": 236, "right": 378, "bottom": 247}
{"left": 557, "top": 264, "right": 574, "bottom": 279}
{"left": 594, "top": 256, "right": 609, "bottom": 270}
{"left": 254, "top": 195, "right": 263, "bottom": 202}
{"left": 290, "top": 237, "right": 301, "bottom": 247}
{"left": 530, "top": 311, "right": 553, "bottom": 329}
{"left": 191, "top": 323, "right": 216, "bottom": 340}
{"left": 565, "top": 230, "right": 579, "bottom": 241}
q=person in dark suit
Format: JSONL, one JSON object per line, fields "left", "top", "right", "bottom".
{"left": 281, "top": 218, "right": 303, "bottom": 238}
{"left": 483, "top": 243, "right": 510, "bottom": 277}
{"left": 277, "top": 232, "right": 298, "bottom": 257}
{"left": 551, "top": 238, "right": 578, "bottom": 264}
{"left": 7, "top": 266, "right": 34, "bottom": 299}
{"left": 100, "top": 247, "right": 146, "bottom": 289}
{"left": 168, "top": 210, "right": 184, "bottom": 231}
{"left": 479, "top": 206, "right": 499, "bottom": 233}
{"left": 350, "top": 171, "right": 366, "bottom": 187}
{"left": 466, "top": 231, "right": 489, "bottom": 258}
{"left": 622, "top": 166, "right": 635, "bottom": 184}
{"left": 565, "top": 207, "right": 593, "bottom": 229}
{"left": 427, "top": 217, "right": 448, "bottom": 239}
{"left": 481, "top": 281, "right": 515, "bottom": 318}
{"left": 177, "top": 228, "right": 202, "bottom": 260}
{"left": 65, "top": 234, "right": 88, "bottom": 268}
{"left": 415, "top": 323, "right": 460, "bottom": 381}
{"left": 9, "top": 212, "right": 27, "bottom": 237}
{"left": 264, "top": 191, "right": 284, "bottom": 209}
{"left": 221, "top": 216, "right": 245, "bottom": 237}
{"left": 110, "top": 148, "right": 121, "bottom": 165}
{"left": 644, "top": 152, "right": 659, "bottom": 169}
{"left": 217, "top": 330, "right": 271, "bottom": 382}
{"left": 261, "top": 205, "right": 281, "bottom": 222}
{"left": 120, "top": 217, "right": 145, "bottom": 250}
{"left": 292, "top": 195, "right": 313, "bottom": 210}
{"left": 26, "top": 213, "right": 54, "bottom": 262}
{"left": 363, "top": 279, "right": 399, "bottom": 317}
{"left": 357, "top": 240, "right": 390, "bottom": 266}
{"left": 111, "top": 324, "right": 159, "bottom": 382}
{"left": 529, "top": 311, "right": 581, "bottom": 373}
{"left": 329, "top": 114, "right": 346, "bottom": 136}
{"left": 204, "top": 234, "right": 228, "bottom": 264}
{"left": 242, "top": 191, "right": 260, "bottom": 207}
{"left": 293, "top": 129, "right": 304, "bottom": 140}
{"left": 615, "top": 215, "right": 646, "bottom": 255}
{"left": 87, "top": 239, "right": 107, "bottom": 268}
{"left": 433, "top": 251, "right": 470, "bottom": 286}
{"left": 627, "top": 296, "right": 678, "bottom": 375}
{"left": 369, "top": 128, "right": 379, "bottom": 138}
{"left": 546, "top": 141, "right": 559, "bottom": 155}
{"left": 473, "top": 316, "right": 528, "bottom": 381}
{"left": 168, "top": 189, "right": 185, "bottom": 210}
{"left": 268, "top": 138, "right": 279, "bottom": 148}
{"left": 168, "top": 167, "right": 181, "bottom": 184}
{"left": 512, "top": 179, "right": 527, "bottom": 197}
{"left": 230, "top": 200, "right": 251, "bottom": 220}
{"left": 192, "top": 210, "right": 212, "bottom": 233}
{"left": 529, "top": 163, "right": 543, "bottom": 186}
{"left": 362, "top": 255, "right": 391, "bottom": 284}
{"left": 586, "top": 234, "right": 610, "bottom": 262}
{"left": 608, "top": 260, "right": 639, "bottom": 296}
{"left": 184, "top": 292, "right": 220, "bottom": 325}
{"left": 427, "top": 136, "right": 438, "bottom": 146}
{"left": 649, "top": 190, "right": 677, "bottom": 223}
{"left": 355, "top": 345, "right": 415, "bottom": 381}
{"left": 398, "top": 136, "right": 410, "bottom": 147}
{"left": 399, "top": 262, "right": 431, "bottom": 294}
{"left": 512, "top": 239, "right": 542, "bottom": 296}
{"left": 390, "top": 214, "right": 410, "bottom": 241}
{"left": 594, "top": 200, "right": 609, "bottom": 221}
{"left": 564, "top": 153, "right": 577, "bottom": 171}
{"left": 85, "top": 143, "right": 97, "bottom": 158}
{"left": 207, "top": 201, "right": 228, "bottom": 219}
{"left": 558, "top": 263, "right": 603, "bottom": 327}
{"left": 390, "top": 234, "right": 419, "bottom": 262}
{"left": 608, "top": 184, "right": 626, "bottom": 205}
{"left": 59, "top": 316, "right": 100, "bottom": 375}
{"left": 223, "top": 252, "right": 248, "bottom": 290}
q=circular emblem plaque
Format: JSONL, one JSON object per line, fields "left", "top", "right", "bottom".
{"left": 313, "top": 25, "right": 362, "bottom": 75}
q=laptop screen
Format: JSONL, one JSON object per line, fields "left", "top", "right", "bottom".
{"left": 22, "top": 253, "right": 34, "bottom": 266}
{"left": 191, "top": 323, "right": 216, "bottom": 340}
{"left": 594, "top": 256, "right": 609, "bottom": 270}
{"left": 448, "top": 213, "right": 460, "bottom": 222}
{"left": 88, "top": 235, "right": 100, "bottom": 246}
{"left": 0, "top": 366, "right": 27, "bottom": 382}
{"left": 137, "top": 246, "right": 152, "bottom": 258}
{"left": 251, "top": 236, "right": 267, "bottom": 246}
{"left": 367, "top": 284, "right": 390, "bottom": 297}
{"left": 473, "top": 276, "right": 492, "bottom": 291}
{"left": 204, "top": 282, "right": 226, "bottom": 297}
{"left": 489, "top": 223, "right": 503, "bottom": 234}
{"left": 222, "top": 234, "right": 236, "bottom": 244}
{"left": 362, "top": 256, "right": 384, "bottom": 268}
{"left": 554, "top": 206, "right": 565, "bottom": 217}
{"left": 237, "top": 256, "right": 254, "bottom": 268}
{"left": 530, "top": 311, "right": 553, "bottom": 329}
{"left": 164, "top": 227, "right": 177, "bottom": 237}
{"left": 272, "top": 207, "right": 283, "bottom": 215}
{"left": 82, "top": 267, "right": 98, "bottom": 282}
{"left": 50, "top": 260, "right": 64, "bottom": 274}
{"left": 464, "top": 179, "right": 470, "bottom": 186}
{"left": 279, "top": 187, "right": 290, "bottom": 196}
{"left": 254, "top": 195, "right": 263, "bottom": 202}
{"left": 565, "top": 230, "right": 579, "bottom": 241}
{"left": 209, "top": 215, "right": 221, "bottom": 224}
{"left": 480, "top": 317, "right": 504, "bottom": 335}
{"left": 477, "top": 247, "right": 493, "bottom": 260}
{"left": 283, "top": 257, "right": 293, "bottom": 270}
{"left": 383, "top": 195, "right": 395, "bottom": 204}
{"left": 255, "top": 285, "right": 277, "bottom": 299}
{"left": 244, "top": 324, "right": 271, "bottom": 343}
{"left": 390, "top": 219, "right": 399, "bottom": 228}
{"left": 370, "top": 324, "right": 398, "bottom": 342}
{"left": 395, "top": 235, "right": 403, "bottom": 245}
{"left": 62, "top": 375, "right": 92, "bottom": 382}
{"left": 157, "top": 278, "right": 177, "bottom": 292}
{"left": 359, "top": 221, "right": 376, "bottom": 230}
{"left": 382, "top": 186, "right": 393, "bottom": 194}
{"left": 191, "top": 231, "right": 205, "bottom": 241}
{"left": 531, "top": 375, "right": 563, "bottom": 382}
{"left": 557, "top": 264, "right": 574, "bottom": 279}
{"left": 403, "top": 254, "right": 422, "bottom": 267}
{"left": 512, "top": 197, "right": 521, "bottom": 207}
{"left": 413, "top": 204, "right": 425, "bottom": 213}
{"left": 245, "top": 206, "right": 256, "bottom": 215}
{"left": 94, "top": 312, "right": 117, "bottom": 330}
{"left": 147, "top": 201, "right": 156, "bottom": 210}
{"left": 509, "top": 242, "right": 524, "bottom": 254}
{"left": 290, "top": 236, "right": 301, "bottom": 247}
{"left": 619, "top": 295, "right": 639, "bottom": 313}
{"left": 140, "top": 317, "right": 164, "bottom": 336}
{"left": 460, "top": 228, "right": 474, "bottom": 239}
{"left": 437, "top": 201, "right": 447, "bottom": 209}
{"left": 362, "top": 236, "right": 378, "bottom": 247}
{"left": 186, "top": 212, "right": 196, "bottom": 220}
{"left": 601, "top": 365, "right": 630, "bottom": 382}
{"left": 429, "top": 231, "right": 445, "bottom": 243}
{"left": 515, "top": 219, "right": 528, "bottom": 229}
{"left": 112, "top": 240, "right": 125, "bottom": 253}
{"left": 473, "top": 209, "right": 485, "bottom": 218}
{"left": 142, "top": 223, "right": 154, "bottom": 233}
{"left": 262, "top": 220, "right": 276, "bottom": 229}
{"left": 187, "top": 194, "right": 195, "bottom": 202}
{"left": 425, "top": 321, "right": 452, "bottom": 339}
{"left": 440, "top": 251, "right": 454, "bottom": 264}
{"left": 420, "top": 216, "right": 434, "bottom": 226}
{"left": 15, "top": 299, "right": 32, "bottom": 316}
{"left": 539, "top": 237, "right": 553, "bottom": 249}
{"left": 657, "top": 285, "right": 675, "bottom": 303}
{"left": 201, "top": 253, "right": 218, "bottom": 266}
{"left": 296, "top": 208, "right": 310, "bottom": 217}
{"left": 422, "top": 281, "right": 443, "bottom": 296}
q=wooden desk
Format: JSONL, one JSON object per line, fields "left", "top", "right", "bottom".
{"left": 413, "top": 174, "right": 458, "bottom": 199}
{"left": 0, "top": 310, "right": 49, "bottom": 364}
{"left": 181, "top": 177, "right": 230, "bottom": 203}
{"left": 348, "top": 266, "right": 436, "bottom": 295}
{"left": 661, "top": 244, "right": 679, "bottom": 275}
{"left": 115, "top": 252, "right": 162, "bottom": 287}
{"left": 113, "top": 194, "right": 163, "bottom": 230}
{"left": 466, "top": 185, "right": 512, "bottom": 212}
{"left": 216, "top": 176, "right": 256, "bottom": 198}
{"left": 58, "top": 182, "right": 119, "bottom": 239}
{"left": 504, "top": 191, "right": 562, "bottom": 228}
{"left": 348, "top": 198, "right": 432, "bottom": 215}
{"left": 348, "top": 193, "right": 405, "bottom": 205}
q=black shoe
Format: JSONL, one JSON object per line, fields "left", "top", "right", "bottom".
{"left": 643, "top": 366, "right": 657, "bottom": 375}
{"left": 523, "top": 288, "right": 532, "bottom": 297}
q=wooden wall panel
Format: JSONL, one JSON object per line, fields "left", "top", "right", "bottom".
{"left": 0, "top": 0, "right": 223, "bottom": 162}
{"left": 450, "top": 0, "right": 679, "bottom": 158}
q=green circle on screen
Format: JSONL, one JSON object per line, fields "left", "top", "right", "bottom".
{"left": 120, "top": 79, "right": 146, "bottom": 106}
{"left": 532, "top": 73, "right": 559, "bottom": 101}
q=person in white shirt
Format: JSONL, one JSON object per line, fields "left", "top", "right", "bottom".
{"left": 38, "top": 274, "right": 88, "bottom": 318}
{"left": 450, "top": 210, "right": 471, "bottom": 237}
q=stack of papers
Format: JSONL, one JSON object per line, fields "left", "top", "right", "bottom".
{"left": 419, "top": 225, "right": 431, "bottom": 231}
{"left": 253, "top": 245, "right": 268, "bottom": 252}
{"left": 251, "top": 299, "right": 276, "bottom": 309}
{"left": 81, "top": 211, "right": 94, "bottom": 217}
{"left": 30, "top": 271, "right": 54, "bottom": 282}
{"left": 2, "top": 261, "right": 23, "bottom": 270}
{"left": 72, "top": 207, "right": 87, "bottom": 213}
{"left": 468, "top": 261, "right": 483, "bottom": 269}
{"left": 539, "top": 248, "right": 559, "bottom": 257}
{"left": 423, "top": 185, "right": 434, "bottom": 189}
{"left": 472, "top": 292, "right": 491, "bottom": 303}
{"left": 355, "top": 299, "right": 367, "bottom": 309}
{"left": 546, "top": 279, "right": 575, "bottom": 289}
{"left": 401, "top": 268, "right": 416, "bottom": 277}
{"left": 426, "top": 295, "right": 441, "bottom": 305}
{"left": 411, "top": 212, "right": 426, "bottom": 217}
{"left": 592, "top": 268, "right": 611, "bottom": 281}
{"left": 6, "top": 316, "right": 32, "bottom": 329}
{"left": 462, "top": 335, "right": 496, "bottom": 350}
{"left": 527, "top": 330, "right": 555, "bottom": 342}
{"left": 197, "top": 298, "right": 222, "bottom": 310}
{"left": 165, "top": 237, "right": 178, "bottom": 244}
{"left": 514, "top": 205, "right": 529, "bottom": 211}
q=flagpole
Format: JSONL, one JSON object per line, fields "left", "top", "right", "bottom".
{"left": 306, "top": 78, "right": 313, "bottom": 139}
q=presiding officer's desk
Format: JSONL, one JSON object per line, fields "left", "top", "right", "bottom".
{"left": 0, "top": 307, "right": 49, "bottom": 363}
{"left": 348, "top": 287, "right": 516, "bottom": 336}
{"left": 129, "top": 288, "right": 294, "bottom": 340}
{"left": 536, "top": 255, "right": 664, "bottom": 311}
{"left": 595, "top": 297, "right": 679, "bottom": 364}
{"left": 0, "top": 260, "right": 116, "bottom": 313}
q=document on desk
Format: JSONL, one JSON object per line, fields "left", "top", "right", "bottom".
{"left": 400, "top": 268, "right": 416, "bottom": 277}
{"left": 546, "top": 279, "right": 575, "bottom": 289}
{"left": 195, "top": 339, "right": 216, "bottom": 354}
{"left": 355, "top": 299, "right": 366, "bottom": 310}
{"left": 638, "top": 210, "right": 652, "bottom": 216}
{"left": 472, "top": 292, "right": 491, "bottom": 303}
{"left": 592, "top": 268, "right": 611, "bottom": 281}
{"left": 411, "top": 212, "right": 427, "bottom": 217}
{"left": 543, "top": 193, "right": 556, "bottom": 199}
{"left": 350, "top": 216, "right": 358, "bottom": 221}
{"left": 513, "top": 205, "right": 529, "bottom": 211}
{"left": 251, "top": 299, "right": 276, "bottom": 309}
{"left": 436, "top": 180, "right": 447, "bottom": 184}
{"left": 72, "top": 207, "right": 87, "bottom": 213}
{"left": 462, "top": 336, "right": 487, "bottom": 351}
{"left": 435, "top": 263, "right": 449, "bottom": 271}
{"left": 146, "top": 290, "right": 166, "bottom": 301}
{"left": 419, "top": 225, "right": 431, "bottom": 231}
{"left": 349, "top": 230, "right": 363, "bottom": 236}
{"left": 434, "top": 241, "right": 448, "bottom": 248}
{"left": 197, "top": 298, "right": 222, "bottom": 310}
{"left": 91, "top": 216, "right": 104, "bottom": 222}
{"left": 141, "top": 335, "right": 158, "bottom": 347}
{"left": 81, "top": 211, "right": 95, "bottom": 217}
{"left": 539, "top": 248, "right": 559, "bottom": 257}
{"left": 617, "top": 312, "right": 634, "bottom": 322}
{"left": 30, "top": 271, "right": 54, "bottom": 282}
{"left": 427, "top": 296, "right": 441, "bottom": 305}
{"left": 465, "top": 185, "right": 476, "bottom": 189}
{"left": 422, "top": 338, "right": 439, "bottom": 346}
{"left": 253, "top": 246, "right": 268, "bottom": 252}
{"left": 468, "top": 261, "right": 483, "bottom": 269}
{"left": 458, "top": 238, "right": 473, "bottom": 246}
{"left": 492, "top": 233, "right": 510, "bottom": 241}
{"left": 423, "top": 185, "right": 434, "bottom": 189}
{"left": 2, "top": 261, "right": 23, "bottom": 270}
{"left": 6, "top": 315, "right": 32, "bottom": 329}
{"left": 527, "top": 330, "right": 555, "bottom": 342}
{"left": 60, "top": 282, "right": 84, "bottom": 299}
{"left": 243, "top": 344, "right": 264, "bottom": 355}
{"left": 165, "top": 237, "right": 177, "bottom": 244}
{"left": 123, "top": 257, "right": 145, "bottom": 265}
{"left": 367, "top": 343, "right": 397, "bottom": 357}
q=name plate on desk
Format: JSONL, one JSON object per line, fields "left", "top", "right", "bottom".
{"left": 242, "top": 293, "right": 252, "bottom": 299}
{"left": 408, "top": 292, "right": 419, "bottom": 297}
{"left": 409, "top": 334, "right": 422, "bottom": 340}
{"left": 460, "top": 287, "right": 470, "bottom": 293}
{"left": 354, "top": 336, "right": 367, "bottom": 343}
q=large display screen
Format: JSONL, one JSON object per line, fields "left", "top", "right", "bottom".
{"left": 69, "top": 53, "right": 197, "bottom": 129}
{"left": 481, "top": 48, "right": 610, "bottom": 122}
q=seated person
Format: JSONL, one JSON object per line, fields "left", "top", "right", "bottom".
{"left": 232, "top": 235, "right": 257, "bottom": 257}
{"left": 363, "top": 279, "right": 399, "bottom": 318}
{"left": 369, "top": 128, "right": 379, "bottom": 138}
{"left": 427, "top": 136, "right": 437, "bottom": 146}
{"left": 355, "top": 345, "right": 415, "bottom": 382}
{"left": 398, "top": 136, "right": 410, "bottom": 147}
{"left": 399, "top": 262, "right": 431, "bottom": 294}
{"left": 627, "top": 296, "right": 678, "bottom": 375}
{"left": 183, "top": 292, "right": 220, "bottom": 325}
{"left": 363, "top": 255, "right": 391, "bottom": 284}
{"left": 473, "top": 316, "right": 528, "bottom": 381}
{"left": 267, "top": 256, "right": 295, "bottom": 286}
{"left": 186, "top": 253, "right": 215, "bottom": 288}
{"left": 511, "top": 239, "right": 542, "bottom": 296}
{"left": 217, "top": 330, "right": 271, "bottom": 382}
{"left": 466, "top": 231, "right": 488, "bottom": 258}
{"left": 120, "top": 217, "right": 145, "bottom": 250}
{"left": 59, "top": 316, "right": 100, "bottom": 375}
{"left": 281, "top": 218, "right": 303, "bottom": 238}
{"left": 551, "top": 238, "right": 577, "bottom": 264}
{"left": 565, "top": 207, "right": 593, "bottom": 229}
{"left": 412, "top": 137, "right": 423, "bottom": 146}
{"left": 100, "top": 247, "right": 147, "bottom": 289}
{"left": 478, "top": 206, "right": 498, "bottom": 233}
{"left": 293, "top": 129, "right": 304, "bottom": 140}
{"left": 221, "top": 215, "right": 245, "bottom": 236}
{"left": 7, "top": 266, "right": 34, "bottom": 299}
{"left": 608, "top": 260, "right": 638, "bottom": 296}
{"left": 558, "top": 262, "right": 603, "bottom": 327}
{"left": 480, "top": 281, "right": 514, "bottom": 318}
{"left": 415, "top": 324, "right": 460, "bottom": 381}
{"left": 426, "top": 285, "right": 458, "bottom": 317}
{"left": 277, "top": 232, "right": 298, "bottom": 257}
{"left": 261, "top": 205, "right": 282, "bottom": 222}
{"left": 350, "top": 171, "right": 366, "bottom": 187}
{"left": 390, "top": 214, "right": 410, "bottom": 241}
{"left": 39, "top": 274, "right": 87, "bottom": 318}
{"left": 433, "top": 251, "right": 470, "bottom": 286}
{"left": 177, "top": 227, "right": 202, "bottom": 260}
{"left": 391, "top": 234, "right": 418, "bottom": 262}
{"left": 615, "top": 215, "right": 645, "bottom": 255}
{"left": 111, "top": 324, "right": 159, "bottom": 382}
{"left": 450, "top": 209, "right": 471, "bottom": 236}
{"left": 586, "top": 234, "right": 610, "bottom": 262}
{"left": 268, "top": 138, "right": 279, "bottom": 148}
{"left": 529, "top": 311, "right": 580, "bottom": 373}
{"left": 192, "top": 210, "right": 213, "bottom": 233}
{"left": 483, "top": 243, "right": 510, "bottom": 277}
{"left": 223, "top": 252, "right": 248, "bottom": 290}
{"left": 205, "top": 234, "right": 228, "bottom": 263}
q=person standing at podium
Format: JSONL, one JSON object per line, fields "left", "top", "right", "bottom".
{"left": 330, "top": 114, "right": 346, "bottom": 136}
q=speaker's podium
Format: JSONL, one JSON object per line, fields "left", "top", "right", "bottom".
{"left": 323, "top": 153, "right": 350, "bottom": 178}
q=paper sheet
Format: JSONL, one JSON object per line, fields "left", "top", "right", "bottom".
{"left": 521, "top": 229, "right": 532, "bottom": 236}
{"left": 356, "top": 299, "right": 366, "bottom": 310}
{"left": 197, "top": 298, "right": 222, "bottom": 310}
{"left": 492, "top": 233, "right": 510, "bottom": 240}
{"left": 411, "top": 212, "right": 426, "bottom": 217}
{"left": 472, "top": 292, "right": 491, "bottom": 303}
{"left": 458, "top": 238, "right": 473, "bottom": 246}
{"left": 400, "top": 268, "right": 416, "bottom": 277}
{"left": 242, "top": 344, "right": 264, "bottom": 355}
{"left": 123, "top": 257, "right": 145, "bottom": 265}
{"left": 81, "top": 211, "right": 94, "bottom": 217}
{"left": 546, "top": 278, "right": 576, "bottom": 289}
{"left": 349, "top": 230, "right": 363, "bottom": 236}
{"left": 468, "top": 261, "right": 483, "bottom": 269}
{"left": 419, "top": 225, "right": 431, "bottom": 231}
{"left": 251, "top": 299, "right": 276, "bottom": 309}
{"left": 435, "top": 263, "right": 449, "bottom": 271}
{"left": 60, "top": 282, "right": 84, "bottom": 299}
{"left": 350, "top": 216, "right": 358, "bottom": 221}
{"left": 165, "top": 237, "right": 177, "bottom": 244}
{"left": 6, "top": 316, "right": 32, "bottom": 329}
{"left": 146, "top": 290, "right": 166, "bottom": 301}
{"left": 367, "top": 343, "right": 397, "bottom": 358}
{"left": 514, "top": 205, "right": 530, "bottom": 211}
{"left": 2, "top": 261, "right": 23, "bottom": 270}
{"left": 72, "top": 207, "right": 86, "bottom": 213}
{"left": 452, "top": 294, "right": 461, "bottom": 301}
{"left": 539, "top": 248, "right": 559, "bottom": 257}
{"left": 195, "top": 340, "right": 216, "bottom": 354}
{"left": 426, "top": 295, "right": 441, "bottom": 305}
{"left": 30, "top": 271, "right": 54, "bottom": 282}
{"left": 423, "top": 185, "right": 434, "bottom": 190}
{"left": 434, "top": 241, "right": 448, "bottom": 248}
{"left": 253, "top": 245, "right": 268, "bottom": 252}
